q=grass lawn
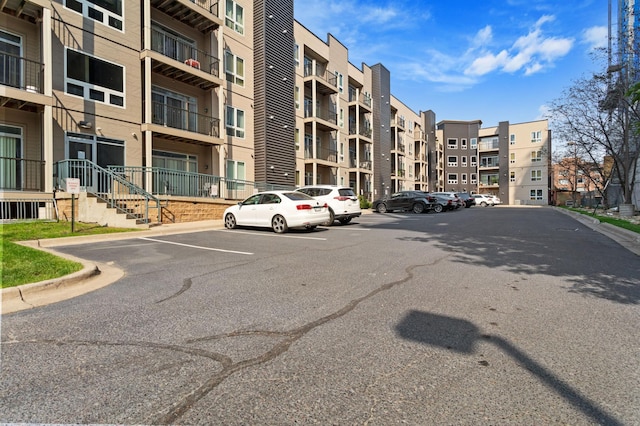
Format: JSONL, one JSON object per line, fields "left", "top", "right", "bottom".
{"left": 1, "top": 221, "right": 136, "bottom": 289}
{"left": 561, "top": 206, "right": 640, "bottom": 234}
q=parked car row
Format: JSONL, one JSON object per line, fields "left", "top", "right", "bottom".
{"left": 223, "top": 186, "right": 501, "bottom": 234}
{"left": 224, "top": 185, "right": 362, "bottom": 234}
{"left": 372, "top": 191, "right": 501, "bottom": 214}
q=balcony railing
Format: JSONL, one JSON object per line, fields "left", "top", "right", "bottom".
{"left": 0, "top": 52, "right": 43, "bottom": 93}
{"left": 304, "top": 145, "right": 338, "bottom": 162}
{"left": 303, "top": 103, "right": 338, "bottom": 125}
{"left": 190, "top": 0, "right": 220, "bottom": 16}
{"left": 108, "top": 166, "right": 291, "bottom": 199}
{"left": 0, "top": 157, "right": 45, "bottom": 191}
{"left": 151, "top": 28, "right": 220, "bottom": 77}
{"left": 303, "top": 63, "right": 337, "bottom": 87}
{"left": 151, "top": 100, "right": 220, "bottom": 137}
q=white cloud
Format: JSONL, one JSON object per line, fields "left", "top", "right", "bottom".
{"left": 582, "top": 26, "right": 608, "bottom": 50}
{"left": 465, "top": 15, "right": 574, "bottom": 77}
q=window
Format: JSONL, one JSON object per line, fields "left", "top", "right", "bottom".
{"left": 227, "top": 159, "right": 246, "bottom": 191}
{"left": 335, "top": 71, "right": 344, "bottom": 93}
{"left": 152, "top": 86, "right": 197, "bottom": 131}
{"left": 447, "top": 173, "right": 458, "bottom": 184}
{"left": 65, "top": 49, "right": 124, "bottom": 107}
{"left": 0, "top": 125, "right": 22, "bottom": 190}
{"left": 225, "top": 106, "right": 245, "bottom": 138}
{"left": 461, "top": 156, "right": 467, "bottom": 166}
{"left": 531, "top": 150, "right": 542, "bottom": 162}
{"left": 510, "top": 134, "right": 516, "bottom": 145}
{"left": 510, "top": 171, "right": 516, "bottom": 182}
{"left": 461, "top": 139, "right": 467, "bottom": 149}
{"left": 471, "top": 173, "right": 477, "bottom": 184}
{"left": 510, "top": 153, "right": 516, "bottom": 164}
{"left": 531, "top": 170, "right": 542, "bottom": 181}
{"left": 470, "top": 155, "right": 477, "bottom": 166}
{"left": 461, "top": 173, "right": 467, "bottom": 184}
{"left": 294, "top": 86, "right": 300, "bottom": 109}
{"left": 470, "top": 138, "right": 477, "bottom": 149}
{"left": 294, "top": 44, "right": 300, "bottom": 68}
{"left": 447, "top": 156, "right": 457, "bottom": 167}
{"left": 339, "top": 108, "right": 344, "bottom": 127}
{"left": 531, "top": 130, "right": 542, "bottom": 143}
{"left": 295, "top": 128, "right": 300, "bottom": 150}
{"left": 224, "top": 51, "right": 244, "bottom": 86}
{"left": 447, "top": 138, "right": 457, "bottom": 149}
{"left": 1, "top": 30, "right": 22, "bottom": 89}
{"left": 225, "top": 0, "right": 244, "bottom": 34}
{"left": 65, "top": 0, "right": 123, "bottom": 30}
{"left": 530, "top": 189, "right": 543, "bottom": 200}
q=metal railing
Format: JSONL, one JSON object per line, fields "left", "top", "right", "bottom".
{"left": 303, "top": 63, "right": 338, "bottom": 87}
{"left": 190, "top": 0, "right": 219, "bottom": 16}
{"left": 151, "top": 100, "right": 220, "bottom": 137}
{"left": 304, "top": 146, "right": 338, "bottom": 162}
{"left": 107, "top": 166, "right": 292, "bottom": 200}
{"left": 151, "top": 28, "right": 220, "bottom": 77}
{"left": 54, "top": 159, "right": 161, "bottom": 224}
{"left": 0, "top": 199, "right": 58, "bottom": 221}
{"left": 0, "top": 52, "right": 43, "bottom": 93}
{"left": 304, "top": 102, "right": 338, "bottom": 124}
{"left": 0, "top": 157, "right": 45, "bottom": 191}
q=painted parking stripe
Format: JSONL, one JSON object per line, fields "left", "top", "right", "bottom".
{"left": 139, "top": 237, "right": 254, "bottom": 255}
{"left": 217, "top": 229, "right": 327, "bottom": 240}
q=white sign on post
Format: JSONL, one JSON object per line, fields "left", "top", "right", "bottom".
{"left": 66, "top": 178, "right": 81, "bottom": 194}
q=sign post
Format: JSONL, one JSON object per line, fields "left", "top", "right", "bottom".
{"left": 66, "top": 178, "right": 81, "bottom": 232}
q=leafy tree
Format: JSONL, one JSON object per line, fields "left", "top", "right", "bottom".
{"left": 548, "top": 68, "right": 640, "bottom": 209}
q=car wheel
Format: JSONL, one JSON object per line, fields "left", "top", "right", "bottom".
{"left": 377, "top": 203, "right": 388, "bottom": 213}
{"left": 271, "top": 215, "right": 288, "bottom": 234}
{"left": 412, "top": 203, "right": 425, "bottom": 214}
{"left": 480, "top": 201, "right": 487, "bottom": 207}
{"left": 224, "top": 213, "right": 236, "bottom": 229}
{"left": 433, "top": 204, "right": 443, "bottom": 213}
{"left": 323, "top": 209, "right": 335, "bottom": 226}
{"left": 339, "top": 217, "right": 352, "bottom": 225}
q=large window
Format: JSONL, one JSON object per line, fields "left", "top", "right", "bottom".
{"left": 447, "top": 173, "right": 457, "bottom": 184}
{"left": 0, "top": 30, "right": 22, "bottom": 89}
{"left": 225, "top": 0, "right": 244, "bottom": 34}
{"left": 226, "top": 106, "right": 245, "bottom": 138}
{"left": 530, "top": 189, "right": 543, "bottom": 200}
{"left": 66, "top": 49, "right": 124, "bottom": 107}
{"left": 152, "top": 86, "right": 197, "bottom": 132}
{"left": 531, "top": 131, "right": 542, "bottom": 143}
{"left": 447, "top": 138, "right": 457, "bottom": 149}
{"left": 65, "top": 0, "right": 123, "bottom": 31}
{"left": 531, "top": 150, "right": 542, "bottom": 162}
{"left": 224, "top": 50, "right": 244, "bottom": 86}
{"left": 447, "top": 156, "right": 457, "bottom": 167}
{"left": 0, "top": 125, "right": 22, "bottom": 190}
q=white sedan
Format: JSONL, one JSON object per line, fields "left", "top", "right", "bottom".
{"left": 223, "top": 191, "right": 330, "bottom": 233}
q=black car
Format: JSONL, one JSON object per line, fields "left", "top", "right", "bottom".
{"left": 429, "top": 193, "right": 459, "bottom": 212}
{"left": 372, "top": 191, "right": 438, "bottom": 214}
{"left": 456, "top": 192, "right": 476, "bottom": 208}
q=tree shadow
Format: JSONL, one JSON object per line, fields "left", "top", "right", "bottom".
{"left": 368, "top": 208, "right": 640, "bottom": 304}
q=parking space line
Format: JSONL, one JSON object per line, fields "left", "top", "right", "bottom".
{"left": 217, "top": 230, "right": 327, "bottom": 240}
{"left": 139, "top": 237, "right": 254, "bottom": 255}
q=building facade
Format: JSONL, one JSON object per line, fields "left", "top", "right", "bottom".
{"left": 1, "top": 0, "right": 551, "bottom": 222}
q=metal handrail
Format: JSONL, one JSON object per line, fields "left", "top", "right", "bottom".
{"left": 0, "top": 157, "right": 44, "bottom": 191}
{"left": 151, "top": 28, "right": 220, "bottom": 77}
{"left": 107, "top": 166, "right": 293, "bottom": 199}
{"left": 54, "top": 159, "right": 161, "bottom": 224}
{"left": 151, "top": 100, "right": 220, "bottom": 137}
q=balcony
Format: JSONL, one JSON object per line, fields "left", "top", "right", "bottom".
{"left": 149, "top": 100, "right": 220, "bottom": 140}
{"left": 348, "top": 87, "right": 372, "bottom": 110}
{"left": 0, "top": 52, "right": 50, "bottom": 111}
{"left": 303, "top": 63, "right": 337, "bottom": 94}
{"left": 0, "top": 157, "right": 45, "bottom": 192}
{"left": 304, "top": 145, "right": 338, "bottom": 163}
{"left": 146, "top": 28, "right": 221, "bottom": 90}
{"left": 392, "top": 116, "right": 405, "bottom": 131}
{"left": 303, "top": 103, "right": 338, "bottom": 130}
{"left": 150, "top": 0, "right": 222, "bottom": 33}
{"left": 348, "top": 122, "right": 372, "bottom": 139}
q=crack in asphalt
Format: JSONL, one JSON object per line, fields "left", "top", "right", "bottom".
{"left": 2, "top": 255, "right": 450, "bottom": 424}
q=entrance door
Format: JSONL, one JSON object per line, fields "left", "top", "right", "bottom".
{"left": 66, "top": 133, "right": 125, "bottom": 193}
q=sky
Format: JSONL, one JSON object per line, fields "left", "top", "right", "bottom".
{"left": 293, "top": 0, "right": 610, "bottom": 129}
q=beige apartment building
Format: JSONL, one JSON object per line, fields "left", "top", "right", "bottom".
{"left": 1, "top": 0, "right": 550, "bottom": 223}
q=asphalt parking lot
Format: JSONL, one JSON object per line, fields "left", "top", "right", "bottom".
{"left": 1, "top": 206, "right": 639, "bottom": 425}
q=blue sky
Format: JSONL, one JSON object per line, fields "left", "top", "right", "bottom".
{"left": 293, "top": 0, "right": 609, "bottom": 128}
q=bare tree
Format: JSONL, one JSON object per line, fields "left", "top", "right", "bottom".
{"left": 548, "top": 68, "right": 640, "bottom": 209}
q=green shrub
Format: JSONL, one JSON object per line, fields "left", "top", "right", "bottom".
{"left": 359, "top": 195, "right": 372, "bottom": 209}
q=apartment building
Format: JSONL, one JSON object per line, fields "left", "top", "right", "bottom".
{"left": 433, "top": 120, "right": 482, "bottom": 193}
{"left": 478, "top": 120, "right": 551, "bottom": 205}
{"left": 1, "top": 0, "right": 550, "bottom": 223}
